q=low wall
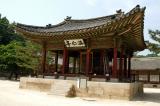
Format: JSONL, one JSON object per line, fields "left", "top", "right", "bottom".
{"left": 19, "top": 77, "right": 54, "bottom": 92}
{"left": 76, "top": 81, "right": 143, "bottom": 100}
{"left": 20, "top": 77, "right": 143, "bottom": 100}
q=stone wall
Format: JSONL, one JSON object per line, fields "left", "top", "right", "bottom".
{"left": 19, "top": 77, "right": 143, "bottom": 100}
{"left": 76, "top": 81, "right": 143, "bottom": 100}
{"left": 19, "top": 77, "right": 54, "bottom": 92}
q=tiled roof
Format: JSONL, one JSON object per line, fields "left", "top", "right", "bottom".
{"left": 131, "top": 57, "right": 160, "bottom": 70}
{"left": 15, "top": 5, "right": 146, "bottom": 51}
{"left": 17, "top": 15, "right": 115, "bottom": 33}
{"left": 16, "top": 5, "right": 145, "bottom": 34}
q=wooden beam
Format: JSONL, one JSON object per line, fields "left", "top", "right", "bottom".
{"left": 119, "top": 47, "right": 124, "bottom": 81}
{"left": 73, "top": 57, "right": 76, "bottom": 74}
{"left": 159, "top": 73, "right": 160, "bottom": 83}
{"left": 124, "top": 55, "right": 127, "bottom": 79}
{"left": 86, "top": 49, "right": 91, "bottom": 76}
{"left": 112, "top": 47, "right": 118, "bottom": 78}
{"left": 62, "top": 48, "right": 68, "bottom": 74}
{"left": 148, "top": 72, "right": 150, "bottom": 83}
{"left": 118, "top": 27, "right": 131, "bottom": 36}
{"left": 80, "top": 52, "right": 82, "bottom": 74}
{"left": 42, "top": 42, "right": 47, "bottom": 78}
{"left": 55, "top": 51, "right": 58, "bottom": 73}
{"left": 128, "top": 55, "right": 131, "bottom": 79}
{"left": 100, "top": 50, "right": 105, "bottom": 74}
{"left": 132, "top": 14, "right": 141, "bottom": 24}
{"left": 128, "top": 15, "right": 136, "bottom": 24}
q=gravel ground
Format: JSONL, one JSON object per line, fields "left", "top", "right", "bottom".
{"left": 0, "top": 80, "right": 160, "bottom": 106}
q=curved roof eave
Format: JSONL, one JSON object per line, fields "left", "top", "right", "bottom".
{"left": 16, "top": 5, "right": 145, "bottom": 36}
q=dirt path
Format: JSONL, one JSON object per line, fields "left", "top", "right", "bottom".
{"left": 0, "top": 80, "right": 160, "bottom": 106}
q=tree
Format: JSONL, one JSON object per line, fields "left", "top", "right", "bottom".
{"left": 0, "top": 15, "right": 24, "bottom": 45}
{"left": 0, "top": 41, "right": 40, "bottom": 79}
{"left": 147, "top": 30, "right": 160, "bottom": 56}
{"left": 0, "top": 14, "right": 41, "bottom": 79}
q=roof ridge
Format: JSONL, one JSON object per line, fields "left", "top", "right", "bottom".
{"left": 16, "top": 23, "right": 46, "bottom": 29}
{"left": 67, "top": 14, "right": 117, "bottom": 22}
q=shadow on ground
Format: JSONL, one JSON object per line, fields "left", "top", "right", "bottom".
{"left": 0, "top": 77, "right": 20, "bottom": 82}
{"left": 133, "top": 91, "right": 160, "bottom": 103}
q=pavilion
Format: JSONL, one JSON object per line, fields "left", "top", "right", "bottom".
{"left": 16, "top": 5, "right": 146, "bottom": 82}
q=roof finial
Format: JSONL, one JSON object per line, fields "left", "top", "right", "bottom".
{"left": 65, "top": 16, "right": 72, "bottom": 21}
{"left": 116, "top": 9, "right": 124, "bottom": 18}
{"left": 136, "top": 5, "right": 140, "bottom": 8}
{"left": 116, "top": 9, "right": 122, "bottom": 14}
{"left": 46, "top": 24, "right": 52, "bottom": 28}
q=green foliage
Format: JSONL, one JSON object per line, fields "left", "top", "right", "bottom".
{"left": 0, "top": 41, "right": 40, "bottom": 74}
{"left": 0, "top": 15, "right": 24, "bottom": 45}
{"left": 0, "top": 14, "right": 41, "bottom": 78}
{"left": 147, "top": 30, "right": 160, "bottom": 56}
{"left": 134, "top": 29, "right": 160, "bottom": 57}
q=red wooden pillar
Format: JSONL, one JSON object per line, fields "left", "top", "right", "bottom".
{"left": 112, "top": 47, "right": 118, "bottom": 78}
{"left": 86, "top": 49, "right": 91, "bottom": 76}
{"left": 79, "top": 52, "right": 82, "bottom": 74}
{"left": 100, "top": 50, "right": 105, "bottom": 74}
{"left": 127, "top": 55, "right": 131, "bottom": 79}
{"left": 62, "top": 48, "right": 68, "bottom": 74}
{"left": 124, "top": 55, "right": 127, "bottom": 79}
{"left": 159, "top": 73, "right": 160, "bottom": 83}
{"left": 55, "top": 51, "right": 58, "bottom": 73}
{"left": 42, "top": 42, "right": 47, "bottom": 77}
{"left": 73, "top": 57, "right": 76, "bottom": 73}
{"left": 119, "top": 47, "right": 124, "bottom": 80}
{"left": 147, "top": 72, "right": 150, "bottom": 83}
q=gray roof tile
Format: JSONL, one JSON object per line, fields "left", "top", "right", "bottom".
{"left": 131, "top": 57, "right": 160, "bottom": 70}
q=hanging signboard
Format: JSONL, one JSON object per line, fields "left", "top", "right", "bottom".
{"left": 64, "top": 39, "right": 85, "bottom": 47}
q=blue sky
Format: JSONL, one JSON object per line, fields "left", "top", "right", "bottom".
{"left": 0, "top": 0, "right": 160, "bottom": 55}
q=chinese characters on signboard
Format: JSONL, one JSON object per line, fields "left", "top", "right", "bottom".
{"left": 64, "top": 39, "right": 85, "bottom": 47}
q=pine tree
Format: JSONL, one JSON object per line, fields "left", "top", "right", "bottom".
{"left": 147, "top": 30, "right": 160, "bottom": 56}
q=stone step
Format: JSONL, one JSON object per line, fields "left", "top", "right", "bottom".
{"left": 50, "top": 83, "right": 72, "bottom": 96}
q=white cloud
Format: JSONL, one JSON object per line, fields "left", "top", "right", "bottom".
{"left": 85, "top": 0, "right": 98, "bottom": 6}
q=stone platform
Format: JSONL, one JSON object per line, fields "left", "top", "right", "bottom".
{"left": 19, "top": 77, "right": 143, "bottom": 100}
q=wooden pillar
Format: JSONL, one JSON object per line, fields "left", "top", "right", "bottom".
{"left": 42, "top": 42, "right": 47, "bottom": 78}
{"left": 62, "top": 48, "right": 68, "bottom": 74}
{"left": 128, "top": 55, "right": 131, "bottom": 79}
{"left": 112, "top": 47, "right": 118, "bottom": 78}
{"left": 124, "top": 55, "right": 127, "bottom": 79}
{"left": 159, "top": 73, "right": 160, "bottom": 83}
{"left": 67, "top": 56, "right": 70, "bottom": 73}
{"left": 119, "top": 47, "right": 124, "bottom": 81}
{"left": 100, "top": 50, "right": 105, "bottom": 75}
{"left": 147, "top": 72, "right": 150, "bottom": 83}
{"left": 55, "top": 51, "right": 58, "bottom": 73}
{"left": 137, "top": 71, "right": 139, "bottom": 81}
{"left": 79, "top": 52, "right": 82, "bottom": 74}
{"left": 73, "top": 57, "right": 76, "bottom": 73}
{"left": 86, "top": 49, "right": 91, "bottom": 76}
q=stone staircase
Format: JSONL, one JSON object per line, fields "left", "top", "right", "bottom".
{"left": 50, "top": 81, "right": 72, "bottom": 96}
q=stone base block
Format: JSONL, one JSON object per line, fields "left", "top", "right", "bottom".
{"left": 19, "top": 77, "right": 143, "bottom": 100}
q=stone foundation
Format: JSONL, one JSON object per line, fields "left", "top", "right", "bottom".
{"left": 19, "top": 77, "right": 54, "bottom": 92}
{"left": 20, "top": 77, "right": 143, "bottom": 100}
{"left": 144, "top": 84, "right": 160, "bottom": 88}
